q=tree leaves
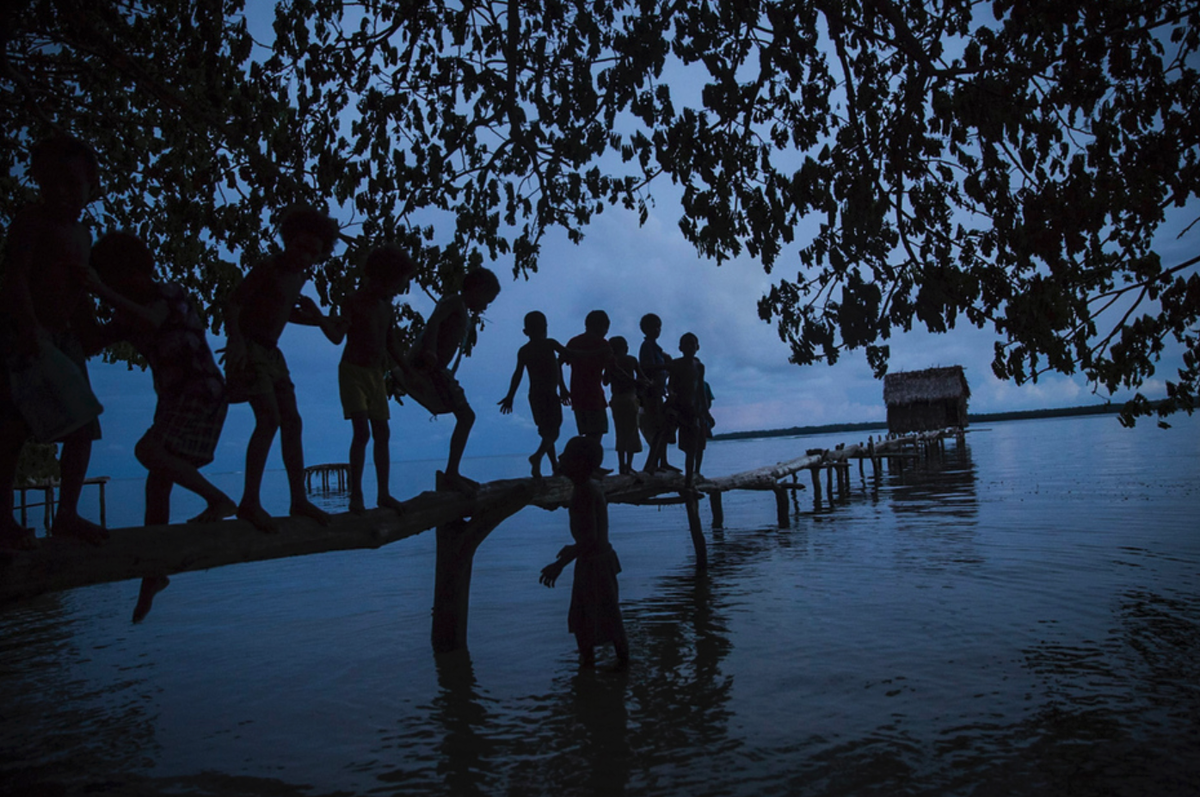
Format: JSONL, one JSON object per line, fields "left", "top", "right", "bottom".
{"left": 2, "top": 0, "right": 1196, "bottom": 422}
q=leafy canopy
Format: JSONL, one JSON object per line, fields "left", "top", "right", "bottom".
{"left": 3, "top": 0, "right": 1198, "bottom": 424}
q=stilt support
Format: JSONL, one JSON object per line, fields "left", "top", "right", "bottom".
{"left": 709, "top": 490, "right": 724, "bottom": 528}
{"left": 431, "top": 486, "right": 532, "bottom": 654}
{"left": 774, "top": 486, "right": 789, "bottom": 528}
{"left": 684, "top": 494, "right": 708, "bottom": 570}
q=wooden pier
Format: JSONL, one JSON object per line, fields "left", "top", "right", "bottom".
{"left": 1, "top": 428, "right": 963, "bottom": 653}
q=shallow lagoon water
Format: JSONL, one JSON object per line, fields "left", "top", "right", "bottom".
{"left": 2, "top": 414, "right": 1199, "bottom": 795}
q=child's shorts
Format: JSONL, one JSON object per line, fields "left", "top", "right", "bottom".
{"left": 529, "top": 390, "right": 563, "bottom": 439}
{"left": 144, "top": 391, "right": 228, "bottom": 467}
{"left": 573, "top": 407, "right": 609, "bottom": 437}
{"left": 225, "top": 340, "right": 292, "bottom": 403}
{"left": 610, "top": 392, "right": 642, "bottom": 453}
{"left": 339, "top": 362, "right": 390, "bottom": 421}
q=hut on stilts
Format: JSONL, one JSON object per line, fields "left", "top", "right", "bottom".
{"left": 883, "top": 366, "right": 970, "bottom": 434}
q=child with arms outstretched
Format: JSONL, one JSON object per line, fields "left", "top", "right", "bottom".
{"left": 498, "top": 311, "right": 570, "bottom": 478}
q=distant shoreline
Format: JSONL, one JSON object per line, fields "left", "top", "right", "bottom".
{"left": 712, "top": 402, "right": 1126, "bottom": 442}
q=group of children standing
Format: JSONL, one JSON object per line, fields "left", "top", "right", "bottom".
{"left": 2, "top": 135, "right": 712, "bottom": 669}
{"left": 500, "top": 308, "right": 715, "bottom": 487}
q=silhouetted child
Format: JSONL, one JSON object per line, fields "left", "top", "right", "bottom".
{"left": 606, "top": 336, "right": 644, "bottom": 475}
{"left": 637, "top": 313, "right": 678, "bottom": 474}
{"left": 88, "top": 231, "right": 236, "bottom": 621}
{"left": 498, "top": 311, "right": 570, "bottom": 478}
{"left": 565, "top": 310, "right": 614, "bottom": 442}
{"left": 1, "top": 135, "right": 106, "bottom": 552}
{"left": 539, "top": 436, "right": 629, "bottom": 671}
{"left": 224, "top": 205, "right": 341, "bottom": 532}
{"left": 666, "top": 332, "right": 711, "bottom": 488}
{"left": 329, "top": 245, "right": 417, "bottom": 514}
{"left": 410, "top": 268, "right": 501, "bottom": 494}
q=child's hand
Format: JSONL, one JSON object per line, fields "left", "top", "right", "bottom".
{"left": 539, "top": 561, "right": 564, "bottom": 588}
{"left": 560, "top": 390, "right": 572, "bottom": 407}
{"left": 293, "top": 295, "right": 325, "bottom": 325}
{"left": 498, "top": 396, "right": 514, "bottom": 414}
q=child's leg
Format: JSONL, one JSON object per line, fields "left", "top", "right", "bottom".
{"left": 347, "top": 413, "right": 370, "bottom": 513}
{"left": 143, "top": 468, "right": 174, "bottom": 526}
{"left": 238, "top": 392, "right": 282, "bottom": 531}
{"left": 370, "top": 418, "right": 403, "bottom": 512}
{"left": 0, "top": 427, "right": 36, "bottom": 550}
{"left": 132, "top": 469, "right": 174, "bottom": 623}
{"left": 135, "top": 435, "right": 235, "bottom": 523}
{"left": 443, "top": 403, "right": 477, "bottom": 491}
{"left": 576, "top": 639, "right": 597, "bottom": 668}
{"left": 277, "top": 386, "right": 330, "bottom": 524}
{"left": 52, "top": 428, "right": 107, "bottom": 543}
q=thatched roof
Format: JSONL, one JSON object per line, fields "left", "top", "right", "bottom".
{"left": 883, "top": 366, "right": 970, "bottom": 406}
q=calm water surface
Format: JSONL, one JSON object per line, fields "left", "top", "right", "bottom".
{"left": 2, "top": 415, "right": 1198, "bottom": 796}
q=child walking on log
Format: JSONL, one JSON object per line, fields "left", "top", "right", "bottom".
{"left": 88, "top": 231, "right": 236, "bottom": 621}
{"left": 565, "top": 310, "right": 615, "bottom": 443}
{"left": 637, "top": 313, "right": 678, "bottom": 474}
{"left": 224, "top": 205, "right": 341, "bottom": 533}
{"left": 408, "top": 268, "right": 501, "bottom": 494}
{"left": 666, "top": 332, "right": 711, "bottom": 489}
{"left": 498, "top": 311, "right": 570, "bottom": 479}
{"left": 1, "top": 135, "right": 107, "bottom": 553}
{"left": 539, "top": 436, "right": 629, "bottom": 670}
{"left": 328, "top": 244, "right": 417, "bottom": 514}
{"left": 606, "top": 336, "right": 644, "bottom": 475}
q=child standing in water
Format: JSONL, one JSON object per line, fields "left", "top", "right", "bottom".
{"left": 539, "top": 436, "right": 629, "bottom": 671}
{"left": 1, "top": 135, "right": 106, "bottom": 552}
{"left": 498, "top": 311, "right": 570, "bottom": 478}
{"left": 330, "top": 244, "right": 417, "bottom": 514}
{"left": 224, "top": 205, "right": 341, "bottom": 532}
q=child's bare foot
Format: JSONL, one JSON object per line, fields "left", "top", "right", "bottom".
{"left": 51, "top": 513, "right": 108, "bottom": 546}
{"left": 0, "top": 518, "right": 37, "bottom": 553}
{"left": 348, "top": 496, "right": 367, "bottom": 515}
{"left": 290, "top": 499, "right": 332, "bottom": 525}
{"left": 237, "top": 503, "right": 280, "bottom": 534}
{"left": 188, "top": 496, "right": 238, "bottom": 524}
{"left": 529, "top": 454, "right": 542, "bottom": 479}
{"left": 438, "top": 470, "right": 479, "bottom": 496}
{"left": 660, "top": 462, "right": 682, "bottom": 473}
{"left": 377, "top": 495, "right": 406, "bottom": 514}
{"left": 132, "top": 575, "right": 170, "bottom": 623}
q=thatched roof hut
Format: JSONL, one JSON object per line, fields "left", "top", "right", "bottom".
{"left": 883, "top": 366, "right": 970, "bottom": 433}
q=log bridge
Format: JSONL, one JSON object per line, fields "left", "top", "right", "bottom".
{"left": 1, "top": 428, "right": 961, "bottom": 653}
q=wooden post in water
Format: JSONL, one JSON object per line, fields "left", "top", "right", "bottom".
{"left": 431, "top": 485, "right": 531, "bottom": 654}
{"left": 774, "top": 486, "right": 789, "bottom": 528}
{"left": 684, "top": 494, "right": 708, "bottom": 569}
{"left": 810, "top": 465, "right": 822, "bottom": 506}
{"left": 709, "top": 491, "right": 724, "bottom": 528}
